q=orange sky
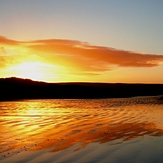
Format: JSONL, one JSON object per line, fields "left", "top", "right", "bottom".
{"left": 0, "top": 36, "right": 163, "bottom": 83}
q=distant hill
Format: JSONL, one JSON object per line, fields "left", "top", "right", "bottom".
{"left": 0, "top": 77, "right": 163, "bottom": 101}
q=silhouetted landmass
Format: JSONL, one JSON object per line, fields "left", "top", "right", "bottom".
{"left": 0, "top": 77, "right": 163, "bottom": 101}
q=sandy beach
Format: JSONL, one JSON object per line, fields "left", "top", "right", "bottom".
{"left": 1, "top": 96, "right": 163, "bottom": 163}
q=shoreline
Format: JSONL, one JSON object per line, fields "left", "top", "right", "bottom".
{"left": 1, "top": 96, "right": 163, "bottom": 162}
{"left": 1, "top": 77, "right": 163, "bottom": 101}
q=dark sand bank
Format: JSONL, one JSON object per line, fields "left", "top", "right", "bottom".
{"left": 0, "top": 77, "right": 163, "bottom": 101}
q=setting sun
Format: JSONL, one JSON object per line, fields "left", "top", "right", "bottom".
{"left": 14, "top": 62, "right": 47, "bottom": 81}
{"left": 4, "top": 61, "right": 61, "bottom": 82}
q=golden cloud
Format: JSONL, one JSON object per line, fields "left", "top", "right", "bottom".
{"left": 1, "top": 36, "right": 163, "bottom": 72}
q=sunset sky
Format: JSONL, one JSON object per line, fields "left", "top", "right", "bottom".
{"left": 0, "top": 0, "right": 163, "bottom": 83}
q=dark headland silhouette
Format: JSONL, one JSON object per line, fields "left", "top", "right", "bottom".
{"left": 0, "top": 77, "right": 163, "bottom": 101}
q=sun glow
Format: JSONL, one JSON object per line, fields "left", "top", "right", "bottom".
{"left": 15, "top": 62, "right": 48, "bottom": 81}
{"left": 6, "top": 61, "right": 60, "bottom": 82}
{"left": 27, "top": 108, "right": 41, "bottom": 116}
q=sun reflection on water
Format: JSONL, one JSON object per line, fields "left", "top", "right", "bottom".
{"left": 0, "top": 97, "right": 163, "bottom": 162}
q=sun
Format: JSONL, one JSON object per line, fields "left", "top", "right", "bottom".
{"left": 15, "top": 62, "right": 45, "bottom": 80}
{"left": 8, "top": 61, "right": 56, "bottom": 81}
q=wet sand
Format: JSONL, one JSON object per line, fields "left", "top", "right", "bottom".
{"left": 0, "top": 96, "right": 163, "bottom": 162}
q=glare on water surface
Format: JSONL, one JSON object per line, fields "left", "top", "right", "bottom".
{"left": 0, "top": 97, "right": 163, "bottom": 162}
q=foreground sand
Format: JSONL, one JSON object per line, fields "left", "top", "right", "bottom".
{"left": 0, "top": 96, "right": 163, "bottom": 163}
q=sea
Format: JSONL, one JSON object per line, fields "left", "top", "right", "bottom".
{"left": 0, "top": 96, "right": 163, "bottom": 163}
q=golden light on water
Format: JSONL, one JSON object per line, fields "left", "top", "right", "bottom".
{"left": 27, "top": 108, "right": 41, "bottom": 115}
{"left": 1, "top": 98, "right": 163, "bottom": 162}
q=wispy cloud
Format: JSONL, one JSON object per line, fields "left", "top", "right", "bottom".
{"left": 26, "top": 38, "right": 163, "bottom": 70}
{"left": 0, "top": 36, "right": 19, "bottom": 45}
{"left": 1, "top": 36, "right": 163, "bottom": 72}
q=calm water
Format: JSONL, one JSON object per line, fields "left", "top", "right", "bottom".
{"left": 0, "top": 97, "right": 163, "bottom": 163}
